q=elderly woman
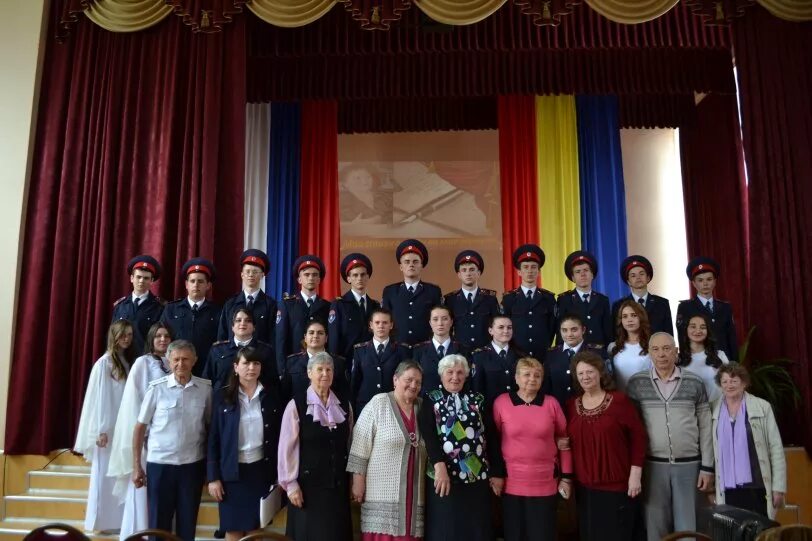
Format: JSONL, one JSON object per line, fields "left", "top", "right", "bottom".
{"left": 348, "top": 360, "right": 426, "bottom": 541}
{"left": 74, "top": 320, "right": 135, "bottom": 533}
{"left": 566, "top": 350, "right": 647, "bottom": 541}
{"left": 679, "top": 313, "right": 729, "bottom": 402}
{"left": 108, "top": 322, "right": 173, "bottom": 538}
{"left": 417, "top": 354, "right": 492, "bottom": 541}
{"left": 278, "top": 351, "right": 352, "bottom": 541}
{"left": 489, "top": 357, "right": 572, "bottom": 541}
{"left": 711, "top": 363, "right": 786, "bottom": 519}
{"left": 207, "top": 347, "right": 283, "bottom": 541}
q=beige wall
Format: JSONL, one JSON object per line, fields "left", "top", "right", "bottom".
{"left": 0, "top": 0, "right": 49, "bottom": 449}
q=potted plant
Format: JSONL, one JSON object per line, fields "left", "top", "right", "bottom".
{"left": 737, "top": 326, "right": 801, "bottom": 414}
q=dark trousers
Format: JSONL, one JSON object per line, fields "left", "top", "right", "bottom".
{"left": 576, "top": 486, "right": 638, "bottom": 541}
{"left": 502, "top": 493, "right": 557, "bottom": 541}
{"left": 725, "top": 487, "right": 769, "bottom": 518}
{"left": 147, "top": 460, "right": 205, "bottom": 541}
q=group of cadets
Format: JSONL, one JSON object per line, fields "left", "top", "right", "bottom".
{"left": 113, "top": 239, "right": 737, "bottom": 414}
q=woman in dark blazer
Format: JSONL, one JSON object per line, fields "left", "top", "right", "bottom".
{"left": 207, "top": 346, "right": 283, "bottom": 541}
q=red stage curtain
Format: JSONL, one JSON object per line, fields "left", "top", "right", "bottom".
{"left": 679, "top": 93, "right": 748, "bottom": 341}
{"left": 498, "top": 96, "right": 540, "bottom": 292}
{"left": 299, "top": 101, "right": 341, "bottom": 300}
{"left": 4, "top": 12, "right": 246, "bottom": 454}
{"left": 732, "top": 6, "right": 812, "bottom": 452}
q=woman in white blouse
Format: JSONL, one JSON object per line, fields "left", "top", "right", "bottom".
{"left": 678, "top": 312, "right": 728, "bottom": 402}
{"left": 607, "top": 300, "right": 652, "bottom": 392}
{"left": 74, "top": 320, "right": 135, "bottom": 533}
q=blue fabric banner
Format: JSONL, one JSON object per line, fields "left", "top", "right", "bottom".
{"left": 576, "top": 95, "right": 629, "bottom": 304}
{"left": 266, "top": 102, "right": 302, "bottom": 298}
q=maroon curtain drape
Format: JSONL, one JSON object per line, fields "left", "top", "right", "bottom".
{"left": 732, "top": 6, "right": 812, "bottom": 452}
{"left": 299, "top": 101, "right": 341, "bottom": 300}
{"left": 5, "top": 13, "right": 246, "bottom": 454}
{"left": 679, "top": 93, "right": 748, "bottom": 340}
{"left": 498, "top": 96, "right": 540, "bottom": 292}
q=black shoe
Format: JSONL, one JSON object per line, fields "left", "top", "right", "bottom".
{"left": 214, "top": 529, "right": 225, "bottom": 539}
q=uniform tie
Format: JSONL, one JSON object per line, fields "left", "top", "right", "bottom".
{"left": 192, "top": 303, "right": 199, "bottom": 313}
{"left": 526, "top": 289, "right": 533, "bottom": 300}
{"left": 306, "top": 297, "right": 314, "bottom": 309}
{"left": 246, "top": 294, "right": 254, "bottom": 309}
{"left": 499, "top": 349, "right": 507, "bottom": 360}
{"left": 359, "top": 296, "right": 366, "bottom": 313}
{"left": 638, "top": 297, "right": 645, "bottom": 306}
{"left": 377, "top": 343, "right": 385, "bottom": 356}
{"left": 582, "top": 293, "right": 590, "bottom": 304}
{"left": 407, "top": 285, "right": 415, "bottom": 295}
{"left": 467, "top": 292, "right": 474, "bottom": 304}
{"left": 437, "top": 345, "right": 445, "bottom": 358}
{"left": 566, "top": 348, "right": 575, "bottom": 359}
{"left": 707, "top": 301, "right": 714, "bottom": 314}
{"left": 134, "top": 297, "right": 141, "bottom": 308}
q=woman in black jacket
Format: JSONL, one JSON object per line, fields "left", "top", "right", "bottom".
{"left": 207, "top": 347, "right": 283, "bottom": 541}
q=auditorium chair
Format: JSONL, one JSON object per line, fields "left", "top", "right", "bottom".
{"left": 123, "top": 528, "right": 183, "bottom": 541}
{"left": 238, "top": 531, "right": 292, "bottom": 541}
{"left": 757, "top": 525, "right": 812, "bottom": 541}
{"left": 23, "top": 523, "right": 89, "bottom": 541}
{"left": 661, "top": 532, "right": 712, "bottom": 541}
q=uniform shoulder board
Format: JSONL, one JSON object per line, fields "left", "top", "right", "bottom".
{"left": 443, "top": 289, "right": 460, "bottom": 298}
{"left": 335, "top": 296, "right": 343, "bottom": 301}
{"left": 678, "top": 299, "right": 691, "bottom": 304}
{"left": 148, "top": 375, "right": 170, "bottom": 387}
{"left": 355, "top": 341, "right": 371, "bottom": 349}
{"left": 283, "top": 293, "right": 297, "bottom": 301}
{"left": 156, "top": 297, "right": 167, "bottom": 306}
{"left": 171, "top": 297, "right": 186, "bottom": 304}
{"left": 113, "top": 296, "right": 128, "bottom": 307}
{"left": 400, "top": 342, "right": 413, "bottom": 350}
{"left": 549, "top": 344, "right": 561, "bottom": 351}
{"left": 502, "top": 288, "right": 518, "bottom": 297}
{"left": 481, "top": 288, "right": 496, "bottom": 296}
{"left": 558, "top": 290, "right": 574, "bottom": 299}
{"left": 212, "top": 340, "right": 230, "bottom": 346}
{"left": 193, "top": 376, "right": 212, "bottom": 386}
{"left": 415, "top": 340, "right": 432, "bottom": 347}
{"left": 471, "top": 346, "right": 488, "bottom": 355}
{"left": 586, "top": 343, "right": 604, "bottom": 350}
{"left": 540, "top": 288, "right": 554, "bottom": 296}
{"left": 286, "top": 352, "right": 302, "bottom": 358}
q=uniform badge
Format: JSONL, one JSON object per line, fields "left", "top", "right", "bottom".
{"left": 329, "top": 309, "right": 336, "bottom": 324}
{"left": 275, "top": 310, "right": 282, "bottom": 324}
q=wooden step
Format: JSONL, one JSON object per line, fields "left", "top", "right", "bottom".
{"left": 0, "top": 517, "right": 218, "bottom": 541}
{"left": 28, "top": 468, "right": 90, "bottom": 491}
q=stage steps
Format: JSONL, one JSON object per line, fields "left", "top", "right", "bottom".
{"left": 0, "top": 451, "right": 287, "bottom": 541}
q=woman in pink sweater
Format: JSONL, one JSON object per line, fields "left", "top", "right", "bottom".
{"left": 489, "top": 357, "right": 573, "bottom": 541}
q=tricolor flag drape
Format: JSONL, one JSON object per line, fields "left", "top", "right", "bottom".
{"left": 248, "top": 96, "right": 628, "bottom": 302}
{"left": 499, "top": 95, "right": 629, "bottom": 301}
{"left": 244, "top": 101, "right": 341, "bottom": 300}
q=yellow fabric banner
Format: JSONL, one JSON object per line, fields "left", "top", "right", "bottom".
{"left": 585, "top": 0, "right": 679, "bottom": 24}
{"left": 535, "top": 95, "right": 581, "bottom": 296}
{"left": 758, "top": 0, "right": 812, "bottom": 21}
{"left": 415, "top": 0, "right": 507, "bottom": 25}
{"left": 248, "top": 0, "right": 338, "bottom": 28}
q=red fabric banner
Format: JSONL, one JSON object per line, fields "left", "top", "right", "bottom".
{"left": 679, "top": 93, "right": 749, "bottom": 340}
{"left": 4, "top": 13, "right": 246, "bottom": 454}
{"left": 498, "top": 95, "right": 540, "bottom": 292}
{"left": 732, "top": 6, "right": 812, "bottom": 452}
{"left": 299, "top": 101, "right": 341, "bottom": 300}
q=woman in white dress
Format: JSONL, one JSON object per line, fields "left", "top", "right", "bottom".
{"left": 607, "top": 300, "right": 652, "bottom": 392}
{"left": 74, "top": 320, "right": 135, "bottom": 533}
{"left": 678, "top": 313, "right": 729, "bottom": 402}
{"left": 107, "top": 322, "right": 173, "bottom": 539}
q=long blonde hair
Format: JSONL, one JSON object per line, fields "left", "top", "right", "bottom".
{"left": 106, "top": 320, "right": 134, "bottom": 381}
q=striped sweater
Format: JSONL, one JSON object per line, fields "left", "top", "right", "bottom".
{"left": 626, "top": 368, "right": 714, "bottom": 472}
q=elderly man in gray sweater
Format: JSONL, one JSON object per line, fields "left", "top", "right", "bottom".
{"left": 626, "top": 331, "right": 714, "bottom": 541}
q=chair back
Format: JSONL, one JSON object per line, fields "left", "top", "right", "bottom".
{"left": 123, "top": 529, "right": 183, "bottom": 541}
{"left": 23, "top": 523, "right": 89, "bottom": 541}
{"left": 757, "top": 525, "right": 812, "bottom": 541}
{"left": 661, "top": 532, "right": 713, "bottom": 541}
{"left": 238, "top": 532, "right": 292, "bottom": 541}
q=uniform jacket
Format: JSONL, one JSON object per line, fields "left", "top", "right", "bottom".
{"left": 411, "top": 339, "right": 470, "bottom": 396}
{"left": 677, "top": 297, "right": 738, "bottom": 360}
{"left": 612, "top": 293, "right": 674, "bottom": 336}
{"left": 381, "top": 281, "right": 442, "bottom": 345}
{"left": 542, "top": 343, "right": 609, "bottom": 411}
{"left": 112, "top": 291, "right": 165, "bottom": 354}
{"left": 328, "top": 291, "right": 380, "bottom": 363}
{"left": 556, "top": 290, "right": 613, "bottom": 349}
{"left": 501, "top": 287, "right": 557, "bottom": 360}
{"left": 283, "top": 351, "right": 350, "bottom": 402}
{"left": 202, "top": 338, "right": 281, "bottom": 398}
{"left": 217, "top": 290, "right": 278, "bottom": 347}
{"left": 443, "top": 288, "right": 500, "bottom": 349}
{"left": 470, "top": 345, "right": 525, "bottom": 408}
{"left": 350, "top": 339, "right": 412, "bottom": 415}
{"left": 275, "top": 293, "right": 331, "bottom": 375}
{"left": 160, "top": 299, "right": 222, "bottom": 376}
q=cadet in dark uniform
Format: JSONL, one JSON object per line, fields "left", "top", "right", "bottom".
{"left": 443, "top": 250, "right": 500, "bottom": 349}
{"left": 501, "top": 244, "right": 557, "bottom": 360}
{"left": 556, "top": 251, "right": 612, "bottom": 348}
{"left": 328, "top": 253, "right": 380, "bottom": 365}
{"left": 283, "top": 320, "right": 350, "bottom": 401}
{"left": 160, "top": 258, "right": 221, "bottom": 376}
{"left": 470, "top": 315, "right": 525, "bottom": 409}
{"left": 381, "top": 239, "right": 442, "bottom": 345}
{"left": 543, "top": 314, "right": 608, "bottom": 411}
{"left": 276, "top": 255, "right": 331, "bottom": 375}
{"left": 350, "top": 307, "right": 411, "bottom": 415}
{"left": 611, "top": 255, "right": 674, "bottom": 336}
{"left": 217, "top": 249, "right": 278, "bottom": 347}
{"left": 204, "top": 308, "right": 280, "bottom": 396}
{"left": 112, "top": 255, "right": 165, "bottom": 354}
{"left": 412, "top": 305, "right": 470, "bottom": 395}
{"left": 676, "top": 257, "right": 738, "bottom": 360}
